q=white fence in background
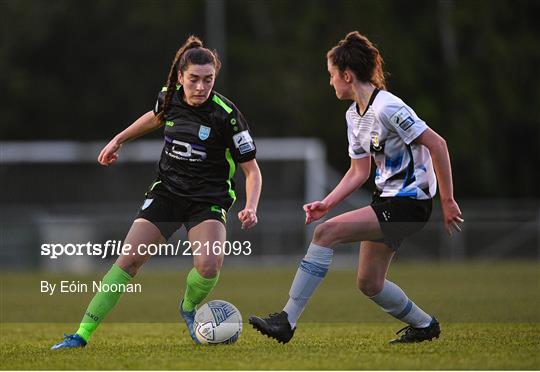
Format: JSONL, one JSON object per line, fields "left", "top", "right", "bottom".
{"left": 1, "top": 140, "right": 538, "bottom": 272}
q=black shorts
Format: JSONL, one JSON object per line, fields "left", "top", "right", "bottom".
{"left": 370, "top": 194, "right": 432, "bottom": 250}
{"left": 135, "top": 190, "right": 228, "bottom": 240}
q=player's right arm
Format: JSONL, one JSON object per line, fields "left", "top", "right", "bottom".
{"left": 98, "top": 111, "right": 162, "bottom": 166}
{"left": 304, "top": 156, "right": 371, "bottom": 224}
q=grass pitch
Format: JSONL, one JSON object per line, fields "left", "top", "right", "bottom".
{"left": 1, "top": 262, "right": 539, "bottom": 370}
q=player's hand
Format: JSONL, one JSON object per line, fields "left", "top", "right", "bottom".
{"left": 441, "top": 198, "right": 464, "bottom": 236}
{"left": 303, "top": 201, "right": 329, "bottom": 225}
{"left": 238, "top": 208, "right": 257, "bottom": 230}
{"left": 98, "top": 139, "right": 122, "bottom": 166}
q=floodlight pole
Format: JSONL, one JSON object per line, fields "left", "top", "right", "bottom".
{"left": 206, "top": 0, "right": 227, "bottom": 88}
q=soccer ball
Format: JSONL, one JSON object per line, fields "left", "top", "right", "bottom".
{"left": 194, "top": 300, "right": 242, "bottom": 344}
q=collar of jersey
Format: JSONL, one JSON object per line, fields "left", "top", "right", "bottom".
{"left": 355, "top": 88, "right": 380, "bottom": 117}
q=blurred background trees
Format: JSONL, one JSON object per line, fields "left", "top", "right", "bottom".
{"left": 1, "top": 0, "right": 539, "bottom": 198}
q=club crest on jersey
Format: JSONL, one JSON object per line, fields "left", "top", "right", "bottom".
{"left": 370, "top": 131, "right": 384, "bottom": 152}
{"left": 198, "top": 125, "right": 211, "bottom": 140}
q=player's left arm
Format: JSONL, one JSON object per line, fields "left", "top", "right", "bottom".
{"left": 413, "top": 128, "right": 464, "bottom": 235}
{"left": 238, "top": 159, "right": 262, "bottom": 230}
{"left": 225, "top": 104, "right": 260, "bottom": 230}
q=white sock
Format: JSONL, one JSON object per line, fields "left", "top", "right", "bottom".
{"left": 369, "top": 279, "right": 432, "bottom": 328}
{"left": 283, "top": 243, "right": 333, "bottom": 328}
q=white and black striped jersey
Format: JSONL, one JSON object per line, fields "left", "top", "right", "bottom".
{"left": 346, "top": 89, "right": 437, "bottom": 200}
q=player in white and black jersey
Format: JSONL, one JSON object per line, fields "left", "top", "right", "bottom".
{"left": 250, "top": 31, "right": 463, "bottom": 344}
{"left": 346, "top": 90, "right": 437, "bottom": 200}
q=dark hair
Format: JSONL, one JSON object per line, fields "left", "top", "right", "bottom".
{"left": 159, "top": 35, "right": 221, "bottom": 118}
{"left": 327, "top": 31, "right": 386, "bottom": 90}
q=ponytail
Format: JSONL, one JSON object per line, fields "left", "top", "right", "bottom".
{"left": 327, "top": 31, "right": 387, "bottom": 90}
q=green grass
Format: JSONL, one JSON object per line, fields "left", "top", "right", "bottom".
{"left": 1, "top": 262, "right": 539, "bottom": 369}
{"left": 2, "top": 322, "right": 539, "bottom": 370}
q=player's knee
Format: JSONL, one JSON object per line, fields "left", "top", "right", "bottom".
{"left": 313, "top": 222, "right": 340, "bottom": 246}
{"left": 117, "top": 260, "right": 144, "bottom": 277}
{"left": 356, "top": 276, "right": 383, "bottom": 297}
{"left": 195, "top": 261, "right": 221, "bottom": 278}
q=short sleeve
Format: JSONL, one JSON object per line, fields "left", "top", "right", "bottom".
{"left": 345, "top": 111, "right": 370, "bottom": 159}
{"left": 379, "top": 101, "right": 428, "bottom": 145}
{"left": 225, "top": 109, "right": 256, "bottom": 163}
{"left": 153, "top": 89, "right": 166, "bottom": 116}
{"left": 348, "top": 131, "right": 370, "bottom": 159}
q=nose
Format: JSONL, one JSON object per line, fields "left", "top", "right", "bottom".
{"left": 196, "top": 81, "right": 204, "bottom": 91}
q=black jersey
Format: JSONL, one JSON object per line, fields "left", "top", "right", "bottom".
{"left": 151, "top": 85, "right": 256, "bottom": 209}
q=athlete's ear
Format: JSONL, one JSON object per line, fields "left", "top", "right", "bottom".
{"left": 177, "top": 70, "right": 184, "bottom": 85}
{"left": 343, "top": 70, "right": 352, "bottom": 84}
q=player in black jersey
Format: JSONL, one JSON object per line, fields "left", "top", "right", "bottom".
{"left": 52, "top": 36, "right": 262, "bottom": 349}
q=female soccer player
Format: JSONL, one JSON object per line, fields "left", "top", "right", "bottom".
{"left": 249, "top": 31, "right": 462, "bottom": 344}
{"left": 52, "top": 36, "right": 262, "bottom": 349}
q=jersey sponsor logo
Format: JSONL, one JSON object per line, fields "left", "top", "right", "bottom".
{"left": 167, "top": 139, "right": 207, "bottom": 161}
{"left": 233, "top": 130, "right": 255, "bottom": 154}
{"left": 85, "top": 311, "right": 99, "bottom": 321}
{"left": 141, "top": 198, "right": 153, "bottom": 210}
{"left": 390, "top": 107, "right": 415, "bottom": 131}
{"left": 198, "top": 125, "right": 211, "bottom": 140}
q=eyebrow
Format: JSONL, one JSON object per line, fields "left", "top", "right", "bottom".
{"left": 188, "top": 73, "right": 214, "bottom": 78}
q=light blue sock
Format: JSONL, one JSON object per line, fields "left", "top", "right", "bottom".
{"left": 369, "top": 279, "right": 432, "bottom": 328}
{"left": 283, "top": 243, "right": 333, "bottom": 328}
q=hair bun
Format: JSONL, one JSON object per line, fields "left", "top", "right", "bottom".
{"left": 344, "top": 31, "right": 362, "bottom": 45}
{"left": 327, "top": 31, "right": 386, "bottom": 90}
{"left": 185, "top": 35, "right": 203, "bottom": 49}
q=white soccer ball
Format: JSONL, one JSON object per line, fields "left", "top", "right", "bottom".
{"left": 194, "top": 300, "right": 242, "bottom": 344}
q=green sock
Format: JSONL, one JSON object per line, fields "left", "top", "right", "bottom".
{"left": 181, "top": 268, "right": 219, "bottom": 312}
{"left": 76, "top": 264, "right": 132, "bottom": 342}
